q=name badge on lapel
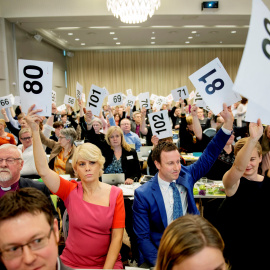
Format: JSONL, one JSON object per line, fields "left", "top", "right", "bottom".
{"left": 127, "top": 156, "right": 133, "bottom": 160}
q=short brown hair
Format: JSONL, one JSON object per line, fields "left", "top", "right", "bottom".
{"left": 53, "top": 121, "right": 64, "bottom": 129}
{"left": 0, "top": 188, "right": 54, "bottom": 226}
{"left": 155, "top": 215, "right": 225, "bottom": 270}
{"left": 234, "top": 137, "right": 262, "bottom": 156}
{"left": 152, "top": 141, "right": 179, "bottom": 164}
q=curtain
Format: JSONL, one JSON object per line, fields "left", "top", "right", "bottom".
{"left": 67, "top": 48, "right": 243, "bottom": 101}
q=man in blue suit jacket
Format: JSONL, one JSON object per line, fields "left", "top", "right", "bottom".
{"left": 133, "top": 104, "right": 233, "bottom": 267}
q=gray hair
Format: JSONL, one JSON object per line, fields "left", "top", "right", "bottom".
{"left": 90, "top": 117, "right": 103, "bottom": 128}
{"left": 60, "top": 128, "right": 77, "bottom": 145}
{"left": 0, "top": 144, "right": 23, "bottom": 159}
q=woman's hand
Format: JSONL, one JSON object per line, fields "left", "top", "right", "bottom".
{"left": 125, "top": 178, "right": 134, "bottom": 185}
{"left": 249, "top": 119, "right": 263, "bottom": 141}
{"left": 25, "top": 104, "right": 43, "bottom": 131}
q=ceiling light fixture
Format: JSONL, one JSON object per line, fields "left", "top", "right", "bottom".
{"left": 68, "top": 33, "right": 73, "bottom": 36}
{"left": 107, "top": 0, "right": 160, "bottom": 24}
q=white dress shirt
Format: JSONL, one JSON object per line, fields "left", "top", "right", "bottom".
{"left": 158, "top": 175, "right": 187, "bottom": 225}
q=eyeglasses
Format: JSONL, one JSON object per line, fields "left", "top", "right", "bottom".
{"left": 0, "top": 158, "right": 22, "bottom": 165}
{"left": 0, "top": 225, "right": 53, "bottom": 260}
{"left": 20, "top": 136, "right": 32, "bottom": 141}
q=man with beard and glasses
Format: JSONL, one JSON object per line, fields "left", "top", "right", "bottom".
{"left": 0, "top": 144, "right": 58, "bottom": 220}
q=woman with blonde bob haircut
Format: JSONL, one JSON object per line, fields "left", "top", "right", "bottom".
{"left": 156, "top": 215, "right": 226, "bottom": 270}
{"left": 87, "top": 124, "right": 141, "bottom": 185}
{"left": 25, "top": 105, "right": 125, "bottom": 269}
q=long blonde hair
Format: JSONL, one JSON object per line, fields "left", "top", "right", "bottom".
{"left": 105, "top": 126, "right": 131, "bottom": 151}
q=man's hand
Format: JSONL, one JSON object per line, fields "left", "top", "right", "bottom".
{"left": 141, "top": 106, "right": 147, "bottom": 117}
{"left": 220, "top": 103, "right": 234, "bottom": 131}
{"left": 151, "top": 135, "right": 159, "bottom": 147}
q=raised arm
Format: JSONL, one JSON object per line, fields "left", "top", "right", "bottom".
{"left": 223, "top": 119, "right": 263, "bottom": 196}
{"left": 25, "top": 105, "right": 60, "bottom": 193}
{"left": 140, "top": 106, "right": 148, "bottom": 135}
{"left": 191, "top": 104, "right": 202, "bottom": 141}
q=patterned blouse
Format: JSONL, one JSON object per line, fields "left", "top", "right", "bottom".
{"left": 104, "top": 155, "right": 123, "bottom": 174}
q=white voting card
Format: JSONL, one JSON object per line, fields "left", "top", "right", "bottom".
{"left": 139, "top": 92, "right": 150, "bottom": 109}
{"left": 245, "top": 100, "right": 270, "bottom": 125}
{"left": 194, "top": 90, "right": 206, "bottom": 108}
{"left": 171, "top": 86, "right": 189, "bottom": 101}
{"left": 64, "top": 95, "right": 76, "bottom": 107}
{"left": 18, "top": 59, "right": 53, "bottom": 116}
{"left": 125, "top": 95, "right": 136, "bottom": 109}
{"left": 81, "top": 92, "right": 86, "bottom": 102}
{"left": 166, "top": 93, "right": 174, "bottom": 103}
{"left": 7, "top": 94, "right": 15, "bottom": 105}
{"left": 52, "top": 90, "right": 56, "bottom": 103}
{"left": 233, "top": 0, "right": 270, "bottom": 112}
{"left": 108, "top": 92, "right": 123, "bottom": 106}
{"left": 57, "top": 104, "right": 66, "bottom": 112}
{"left": 86, "top": 85, "right": 107, "bottom": 116}
{"left": 76, "top": 82, "right": 83, "bottom": 100}
{"left": 189, "top": 58, "right": 241, "bottom": 115}
{"left": 150, "top": 94, "right": 158, "bottom": 101}
{"left": 149, "top": 110, "right": 173, "bottom": 139}
{"left": 0, "top": 95, "right": 13, "bottom": 109}
{"left": 14, "top": 96, "right": 21, "bottom": 106}
{"left": 189, "top": 90, "right": 195, "bottom": 101}
{"left": 126, "top": 89, "right": 132, "bottom": 96}
{"left": 153, "top": 96, "right": 166, "bottom": 111}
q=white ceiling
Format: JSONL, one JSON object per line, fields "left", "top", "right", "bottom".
{"left": 2, "top": 0, "right": 270, "bottom": 51}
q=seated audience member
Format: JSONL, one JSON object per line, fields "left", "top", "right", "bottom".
{"left": 179, "top": 102, "right": 210, "bottom": 153}
{"left": 130, "top": 111, "right": 142, "bottom": 137}
{"left": 26, "top": 105, "right": 125, "bottom": 269}
{"left": 114, "top": 113, "right": 121, "bottom": 126}
{"left": 169, "top": 102, "right": 182, "bottom": 130}
{"left": 90, "top": 117, "right": 104, "bottom": 138}
{"left": 132, "top": 104, "right": 233, "bottom": 267}
{"left": 235, "top": 97, "right": 248, "bottom": 127}
{"left": 46, "top": 121, "right": 64, "bottom": 154}
{"left": 155, "top": 215, "right": 226, "bottom": 270}
{"left": 1, "top": 110, "right": 29, "bottom": 144}
{"left": 39, "top": 127, "right": 77, "bottom": 178}
{"left": 260, "top": 125, "right": 270, "bottom": 175}
{"left": 147, "top": 135, "right": 186, "bottom": 176}
{"left": 0, "top": 144, "right": 58, "bottom": 219}
{"left": 0, "top": 119, "right": 16, "bottom": 146}
{"left": 204, "top": 125, "right": 235, "bottom": 180}
{"left": 216, "top": 119, "right": 270, "bottom": 270}
{"left": 197, "top": 108, "right": 211, "bottom": 131}
{"left": 17, "top": 128, "right": 39, "bottom": 179}
{"left": 120, "top": 118, "right": 142, "bottom": 152}
{"left": 0, "top": 188, "right": 73, "bottom": 270}
{"left": 140, "top": 107, "right": 153, "bottom": 146}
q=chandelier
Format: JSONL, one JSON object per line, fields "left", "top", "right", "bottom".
{"left": 107, "top": 0, "right": 161, "bottom": 24}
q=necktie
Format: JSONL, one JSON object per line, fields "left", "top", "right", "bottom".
{"left": 170, "top": 182, "right": 183, "bottom": 220}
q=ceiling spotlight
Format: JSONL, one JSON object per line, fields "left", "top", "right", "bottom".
{"left": 151, "top": 42, "right": 155, "bottom": 44}
{"left": 110, "top": 32, "right": 115, "bottom": 34}
{"left": 151, "top": 37, "right": 156, "bottom": 39}
{"left": 188, "top": 36, "right": 193, "bottom": 39}
{"left": 75, "top": 38, "right": 80, "bottom": 41}
{"left": 185, "top": 41, "right": 190, "bottom": 44}
{"left": 113, "top": 37, "right": 118, "bottom": 40}
{"left": 231, "top": 30, "right": 237, "bottom": 34}
{"left": 81, "top": 43, "right": 85, "bottom": 45}
{"left": 68, "top": 33, "right": 73, "bottom": 36}
{"left": 191, "top": 31, "right": 197, "bottom": 34}
{"left": 116, "top": 42, "right": 121, "bottom": 45}
{"left": 34, "top": 34, "right": 43, "bottom": 42}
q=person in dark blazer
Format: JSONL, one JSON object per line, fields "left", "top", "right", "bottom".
{"left": 132, "top": 104, "right": 234, "bottom": 268}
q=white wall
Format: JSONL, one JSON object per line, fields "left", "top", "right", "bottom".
{"left": 3, "top": 20, "right": 67, "bottom": 106}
